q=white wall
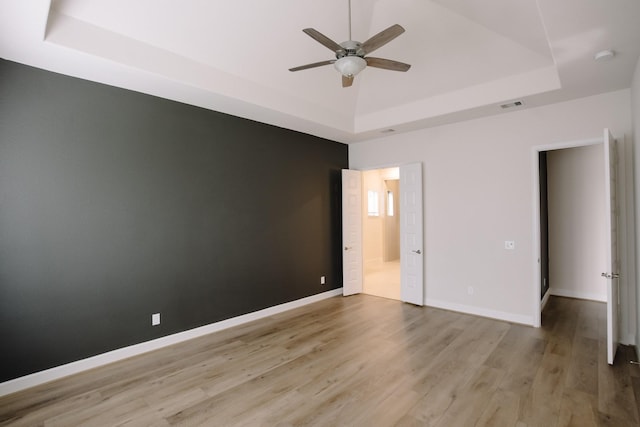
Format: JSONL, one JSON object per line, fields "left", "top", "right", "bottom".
{"left": 350, "top": 89, "right": 634, "bottom": 330}
{"left": 363, "top": 169, "right": 383, "bottom": 265}
{"left": 547, "top": 145, "right": 606, "bottom": 301}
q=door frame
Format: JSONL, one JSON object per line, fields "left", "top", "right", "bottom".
{"left": 344, "top": 162, "right": 424, "bottom": 303}
{"left": 531, "top": 137, "right": 602, "bottom": 327}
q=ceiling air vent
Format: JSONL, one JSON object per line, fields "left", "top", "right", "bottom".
{"left": 500, "top": 100, "right": 524, "bottom": 109}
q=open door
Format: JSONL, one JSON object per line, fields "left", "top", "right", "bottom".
{"left": 400, "top": 163, "right": 424, "bottom": 306}
{"left": 602, "top": 129, "right": 619, "bottom": 365}
{"left": 342, "top": 169, "right": 363, "bottom": 296}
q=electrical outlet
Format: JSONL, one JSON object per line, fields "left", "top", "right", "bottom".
{"left": 152, "top": 313, "right": 160, "bottom": 326}
{"left": 320, "top": 276, "right": 326, "bottom": 285}
{"left": 467, "top": 286, "right": 474, "bottom": 295}
{"left": 505, "top": 241, "right": 515, "bottom": 250}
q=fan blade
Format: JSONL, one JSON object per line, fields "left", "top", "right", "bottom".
{"left": 302, "top": 28, "right": 344, "bottom": 53}
{"left": 342, "top": 75, "right": 354, "bottom": 88}
{"left": 361, "top": 24, "right": 405, "bottom": 55}
{"left": 289, "top": 60, "right": 336, "bottom": 72}
{"left": 365, "top": 57, "right": 411, "bottom": 72}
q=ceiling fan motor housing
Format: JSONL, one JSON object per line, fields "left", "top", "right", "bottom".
{"left": 336, "top": 40, "right": 365, "bottom": 59}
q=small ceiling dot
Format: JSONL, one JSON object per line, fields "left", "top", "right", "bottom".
{"left": 594, "top": 50, "right": 615, "bottom": 62}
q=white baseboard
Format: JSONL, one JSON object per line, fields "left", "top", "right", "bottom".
{"left": 541, "top": 290, "right": 551, "bottom": 311}
{"left": 550, "top": 288, "right": 606, "bottom": 302}
{"left": 425, "top": 298, "right": 534, "bottom": 326}
{"left": 0, "top": 288, "right": 343, "bottom": 397}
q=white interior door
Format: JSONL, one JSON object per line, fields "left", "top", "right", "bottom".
{"left": 603, "top": 129, "right": 619, "bottom": 365}
{"left": 400, "top": 163, "right": 424, "bottom": 306}
{"left": 342, "top": 169, "right": 363, "bottom": 296}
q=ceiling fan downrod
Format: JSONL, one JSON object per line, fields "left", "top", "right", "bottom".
{"left": 348, "top": 0, "right": 352, "bottom": 41}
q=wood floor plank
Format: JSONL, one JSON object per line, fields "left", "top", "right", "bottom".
{"left": 1, "top": 295, "right": 639, "bottom": 426}
{"left": 401, "top": 360, "right": 479, "bottom": 425}
{"left": 575, "top": 301, "right": 601, "bottom": 340}
{"left": 557, "top": 389, "right": 598, "bottom": 427}
{"left": 474, "top": 389, "right": 521, "bottom": 427}
{"left": 493, "top": 332, "right": 546, "bottom": 398}
{"left": 517, "top": 352, "right": 569, "bottom": 426}
{"left": 43, "top": 396, "right": 150, "bottom": 427}
{"left": 0, "top": 391, "right": 102, "bottom": 427}
{"left": 597, "top": 339, "right": 640, "bottom": 424}
{"left": 350, "top": 386, "right": 421, "bottom": 427}
{"left": 433, "top": 365, "right": 506, "bottom": 427}
{"left": 565, "top": 335, "right": 599, "bottom": 395}
{"left": 484, "top": 324, "right": 531, "bottom": 369}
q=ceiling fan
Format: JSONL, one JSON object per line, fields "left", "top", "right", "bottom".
{"left": 289, "top": 0, "right": 411, "bottom": 88}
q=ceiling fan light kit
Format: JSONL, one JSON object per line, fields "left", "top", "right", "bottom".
{"left": 334, "top": 56, "right": 367, "bottom": 77}
{"left": 289, "top": 0, "right": 411, "bottom": 87}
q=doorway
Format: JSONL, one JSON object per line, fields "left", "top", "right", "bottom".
{"left": 342, "top": 163, "right": 424, "bottom": 305}
{"left": 541, "top": 145, "right": 607, "bottom": 303}
{"left": 533, "top": 130, "right": 619, "bottom": 364}
{"left": 534, "top": 137, "right": 601, "bottom": 326}
{"left": 362, "top": 168, "right": 400, "bottom": 300}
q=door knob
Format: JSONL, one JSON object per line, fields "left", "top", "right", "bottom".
{"left": 345, "top": 246, "right": 352, "bottom": 251}
{"left": 412, "top": 249, "right": 421, "bottom": 254}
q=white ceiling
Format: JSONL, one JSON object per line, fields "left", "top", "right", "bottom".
{"left": 1, "top": 0, "right": 639, "bottom": 143}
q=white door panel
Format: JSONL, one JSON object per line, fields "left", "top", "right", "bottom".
{"left": 342, "top": 169, "right": 363, "bottom": 296}
{"left": 400, "top": 163, "right": 424, "bottom": 306}
{"left": 603, "top": 129, "right": 619, "bottom": 365}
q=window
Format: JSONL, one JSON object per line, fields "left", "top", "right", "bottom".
{"left": 367, "top": 190, "right": 379, "bottom": 216}
{"left": 387, "top": 190, "right": 394, "bottom": 216}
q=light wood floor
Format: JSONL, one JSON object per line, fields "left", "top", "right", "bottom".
{"left": 1, "top": 295, "right": 640, "bottom": 426}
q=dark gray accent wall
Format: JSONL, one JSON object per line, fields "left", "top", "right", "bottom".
{"left": 0, "top": 60, "right": 347, "bottom": 382}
